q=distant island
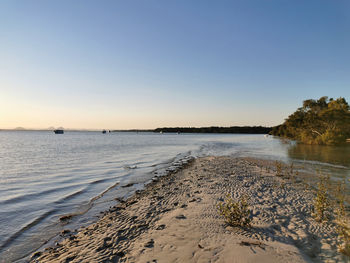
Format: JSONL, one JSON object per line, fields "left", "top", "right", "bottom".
{"left": 113, "top": 126, "right": 271, "bottom": 134}
{"left": 270, "top": 96, "right": 350, "bottom": 145}
{"left": 14, "top": 127, "right": 26, "bottom": 130}
{"left": 154, "top": 126, "right": 272, "bottom": 134}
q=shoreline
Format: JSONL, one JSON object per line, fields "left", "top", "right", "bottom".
{"left": 30, "top": 157, "right": 345, "bottom": 262}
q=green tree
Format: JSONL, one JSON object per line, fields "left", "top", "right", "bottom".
{"left": 270, "top": 97, "right": 350, "bottom": 145}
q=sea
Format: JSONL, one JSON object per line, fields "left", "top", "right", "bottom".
{"left": 0, "top": 131, "right": 349, "bottom": 262}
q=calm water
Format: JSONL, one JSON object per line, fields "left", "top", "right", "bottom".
{"left": 0, "top": 131, "right": 349, "bottom": 262}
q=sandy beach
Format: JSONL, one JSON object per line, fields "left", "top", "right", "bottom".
{"left": 31, "top": 157, "right": 345, "bottom": 263}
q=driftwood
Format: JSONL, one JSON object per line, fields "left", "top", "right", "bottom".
{"left": 239, "top": 240, "right": 266, "bottom": 250}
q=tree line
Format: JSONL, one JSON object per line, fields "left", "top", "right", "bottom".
{"left": 270, "top": 96, "right": 350, "bottom": 145}
{"left": 113, "top": 126, "right": 271, "bottom": 134}
{"left": 154, "top": 126, "right": 271, "bottom": 134}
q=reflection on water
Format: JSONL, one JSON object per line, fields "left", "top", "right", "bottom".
{"left": 288, "top": 143, "right": 350, "bottom": 168}
{"left": 286, "top": 142, "right": 350, "bottom": 201}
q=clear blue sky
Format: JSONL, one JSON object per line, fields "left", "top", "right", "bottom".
{"left": 1, "top": 0, "right": 349, "bottom": 129}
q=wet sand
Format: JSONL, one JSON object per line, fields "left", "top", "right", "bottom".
{"left": 31, "top": 157, "right": 345, "bottom": 263}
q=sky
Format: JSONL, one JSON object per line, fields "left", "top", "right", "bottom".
{"left": 1, "top": 0, "right": 349, "bottom": 130}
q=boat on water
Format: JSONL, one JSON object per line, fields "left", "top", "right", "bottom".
{"left": 54, "top": 129, "right": 64, "bottom": 134}
{"left": 102, "top": 130, "right": 107, "bottom": 134}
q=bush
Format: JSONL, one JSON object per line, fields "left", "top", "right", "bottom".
{"left": 312, "top": 175, "right": 330, "bottom": 222}
{"left": 275, "top": 161, "right": 284, "bottom": 177}
{"left": 337, "top": 217, "right": 350, "bottom": 257}
{"left": 217, "top": 194, "right": 252, "bottom": 227}
{"left": 335, "top": 180, "right": 350, "bottom": 257}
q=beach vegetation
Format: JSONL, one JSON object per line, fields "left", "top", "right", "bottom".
{"left": 280, "top": 182, "right": 286, "bottom": 190}
{"left": 312, "top": 175, "right": 330, "bottom": 222}
{"left": 275, "top": 161, "right": 284, "bottom": 177}
{"left": 293, "top": 171, "right": 299, "bottom": 183}
{"left": 270, "top": 96, "right": 350, "bottom": 145}
{"left": 265, "top": 166, "right": 270, "bottom": 173}
{"left": 335, "top": 180, "right": 346, "bottom": 219}
{"left": 337, "top": 219, "right": 350, "bottom": 257}
{"left": 289, "top": 162, "right": 294, "bottom": 175}
{"left": 217, "top": 194, "right": 252, "bottom": 228}
{"left": 334, "top": 180, "right": 350, "bottom": 257}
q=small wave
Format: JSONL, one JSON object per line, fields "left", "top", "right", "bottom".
{"left": 195, "top": 142, "right": 240, "bottom": 157}
{"left": 55, "top": 188, "right": 87, "bottom": 204}
{"left": 150, "top": 157, "right": 177, "bottom": 167}
{"left": 88, "top": 181, "right": 120, "bottom": 204}
{"left": 88, "top": 178, "right": 111, "bottom": 185}
{"left": 57, "top": 180, "right": 121, "bottom": 220}
{"left": 0, "top": 184, "right": 80, "bottom": 206}
{"left": 0, "top": 209, "right": 58, "bottom": 253}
